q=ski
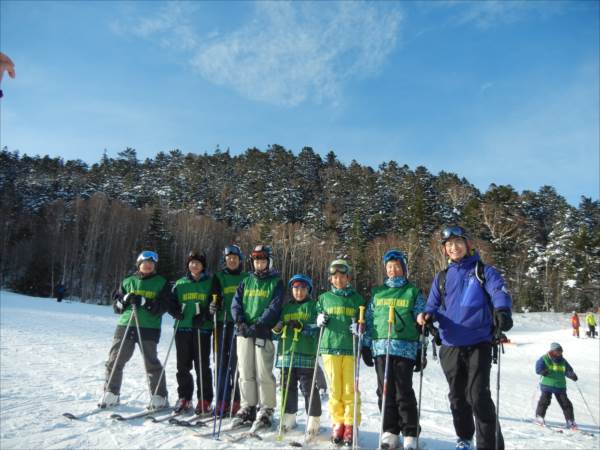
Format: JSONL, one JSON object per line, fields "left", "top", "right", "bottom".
{"left": 170, "top": 412, "right": 215, "bottom": 426}
{"left": 223, "top": 430, "right": 263, "bottom": 443}
{"left": 62, "top": 406, "right": 113, "bottom": 421}
{"left": 565, "top": 428, "right": 596, "bottom": 437}
{"left": 146, "top": 409, "right": 187, "bottom": 423}
{"left": 111, "top": 406, "right": 168, "bottom": 421}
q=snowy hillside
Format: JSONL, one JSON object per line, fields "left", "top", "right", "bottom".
{"left": 1, "top": 291, "right": 598, "bottom": 449}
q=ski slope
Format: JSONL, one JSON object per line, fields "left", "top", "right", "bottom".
{"left": 1, "top": 291, "right": 598, "bottom": 449}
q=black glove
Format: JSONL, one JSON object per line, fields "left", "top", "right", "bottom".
{"left": 237, "top": 322, "right": 250, "bottom": 338}
{"left": 128, "top": 294, "right": 146, "bottom": 308}
{"left": 540, "top": 369, "right": 550, "bottom": 376}
{"left": 285, "top": 319, "right": 303, "bottom": 330}
{"left": 171, "top": 308, "right": 184, "bottom": 321}
{"left": 361, "top": 347, "right": 374, "bottom": 367}
{"left": 494, "top": 309, "right": 513, "bottom": 333}
{"left": 145, "top": 299, "right": 162, "bottom": 315}
{"left": 192, "top": 313, "right": 204, "bottom": 327}
{"left": 414, "top": 350, "right": 427, "bottom": 372}
{"left": 570, "top": 373, "right": 578, "bottom": 382}
{"left": 209, "top": 301, "right": 219, "bottom": 315}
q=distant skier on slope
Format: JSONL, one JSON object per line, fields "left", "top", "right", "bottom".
{"left": 570, "top": 312, "right": 580, "bottom": 338}
{"left": 585, "top": 311, "right": 596, "bottom": 338}
{"left": 534, "top": 342, "right": 578, "bottom": 430}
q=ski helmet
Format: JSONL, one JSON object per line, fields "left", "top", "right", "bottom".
{"left": 136, "top": 250, "right": 158, "bottom": 267}
{"left": 223, "top": 245, "right": 243, "bottom": 259}
{"left": 441, "top": 225, "right": 471, "bottom": 245}
{"left": 329, "top": 259, "right": 351, "bottom": 276}
{"left": 382, "top": 249, "right": 408, "bottom": 277}
{"left": 288, "top": 274, "right": 313, "bottom": 294}
{"left": 251, "top": 244, "right": 273, "bottom": 272}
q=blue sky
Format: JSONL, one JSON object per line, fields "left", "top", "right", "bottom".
{"left": 1, "top": 1, "right": 598, "bottom": 205}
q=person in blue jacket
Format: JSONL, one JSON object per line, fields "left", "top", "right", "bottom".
{"left": 534, "top": 342, "right": 578, "bottom": 429}
{"left": 417, "top": 226, "right": 513, "bottom": 450}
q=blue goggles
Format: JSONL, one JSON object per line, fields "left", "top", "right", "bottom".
{"left": 441, "top": 226, "right": 469, "bottom": 244}
{"left": 137, "top": 250, "right": 159, "bottom": 264}
{"left": 224, "top": 245, "right": 242, "bottom": 257}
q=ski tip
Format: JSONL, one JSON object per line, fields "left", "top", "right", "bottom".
{"left": 288, "top": 441, "right": 303, "bottom": 447}
{"left": 62, "top": 413, "right": 77, "bottom": 420}
{"left": 111, "top": 414, "right": 125, "bottom": 421}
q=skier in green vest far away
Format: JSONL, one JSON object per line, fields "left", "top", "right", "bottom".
{"left": 99, "top": 251, "right": 170, "bottom": 410}
{"left": 168, "top": 251, "right": 215, "bottom": 415}
{"left": 534, "top": 342, "right": 579, "bottom": 430}
{"left": 230, "top": 244, "right": 284, "bottom": 431}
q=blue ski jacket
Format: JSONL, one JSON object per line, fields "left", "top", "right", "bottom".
{"left": 425, "top": 251, "right": 512, "bottom": 347}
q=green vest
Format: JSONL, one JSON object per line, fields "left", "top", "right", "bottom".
{"left": 215, "top": 271, "right": 248, "bottom": 323}
{"left": 317, "top": 290, "right": 365, "bottom": 355}
{"left": 173, "top": 275, "right": 213, "bottom": 330}
{"left": 280, "top": 300, "right": 318, "bottom": 357}
{"left": 242, "top": 275, "right": 280, "bottom": 324}
{"left": 117, "top": 274, "right": 167, "bottom": 329}
{"left": 371, "top": 283, "right": 420, "bottom": 342}
{"left": 541, "top": 354, "right": 567, "bottom": 389}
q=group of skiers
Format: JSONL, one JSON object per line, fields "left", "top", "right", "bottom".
{"left": 571, "top": 310, "right": 597, "bottom": 339}
{"left": 94, "top": 225, "right": 589, "bottom": 450}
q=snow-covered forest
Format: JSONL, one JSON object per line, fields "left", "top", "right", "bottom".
{"left": 0, "top": 146, "right": 598, "bottom": 311}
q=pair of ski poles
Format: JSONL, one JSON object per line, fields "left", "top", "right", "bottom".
{"left": 276, "top": 326, "right": 301, "bottom": 441}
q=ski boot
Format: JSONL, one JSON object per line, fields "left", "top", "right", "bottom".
{"left": 282, "top": 412, "right": 297, "bottom": 431}
{"left": 534, "top": 415, "right": 545, "bottom": 426}
{"left": 455, "top": 438, "right": 472, "bottom": 449}
{"left": 331, "top": 424, "right": 344, "bottom": 445}
{"left": 195, "top": 399, "right": 212, "bottom": 416}
{"left": 306, "top": 416, "right": 320, "bottom": 439}
{"left": 251, "top": 407, "right": 274, "bottom": 432}
{"left": 173, "top": 398, "right": 191, "bottom": 413}
{"left": 380, "top": 432, "right": 399, "bottom": 450}
{"left": 230, "top": 405, "right": 256, "bottom": 429}
{"left": 566, "top": 420, "right": 578, "bottom": 431}
{"left": 148, "top": 395, "right": 168, "bottom": 410}
{"left": 342, "top": 425, "right": 354, "bottom": 447}
{"left": 98, "top": 391, "right": 120, "bottom": 408}
{"left": 403, "top": 436, "right": 417, "bottom": 450}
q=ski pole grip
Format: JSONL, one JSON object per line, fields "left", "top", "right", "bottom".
{"left": 195, "top": 303, "right": 200, "bottom": 315}
{"left": 293, "top": 327, "right": 301, "bottom": 342}
{"left": 358, "top": 305, "right": 366, "bottom": 324}
{"left": 282, "top": 325, "right": 288, "bottom": 340}
{"left": 388, "top": 305, "right": 394, "bottom": 324}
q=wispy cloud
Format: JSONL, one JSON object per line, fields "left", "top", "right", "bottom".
{"left": 113, "top": 2, "right": 402, "bottom": 107}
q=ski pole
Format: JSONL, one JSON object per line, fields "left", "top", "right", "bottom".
{"left": 416, "top": 322, "right": 429, "bottom": 450}
{"left": 131, "top": 304, "right": 154, "bottom": 404}
{"left": 212, "top": 294, "right": 219, "bottom": 412}
{"left": 102, "top": 308, "right": 136, "bottom": 405}
{"left": 574, "top": 380, "right": 599, "bottom": 427}
{"left": 213, "top": 307, "right": 229, "bottom": 437}
{"left": 495, "top": 337, "right": 505, "bottom": 450}
{"left": 302, "top": 325, "right": 325, "bottom": 447}
{"left": 151, "top": 315, "right": 181, "bottom": 399}
{"left": 216, "top": 319, "right": 238, "bottom": 438}
{"left": 352, "top": 305, "right": 366, "bottom": 450}
{"left": 196, "top": 302, "right": 205, "bottom": 413}
{"left": 229, "top": 360, "right": 239, "bottom": 419}
{"left": 278, "top": 327, "right": 300, "bottom": 441}
{"left": 378, "top": 305, "right": 395, "bottom": 450}
{"left": 276, "top": 325, "right": 289, "bottom": 440}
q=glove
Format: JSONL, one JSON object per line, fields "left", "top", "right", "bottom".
{"left": 237, "top": 322, "right": 255, "bottom": 338}
{"left": 570, "top": 373, "right": 578, "bottom": 382}
{"left": 128, "top": 294, "right": 146, "bottom": 308}
{"left": 361, "top": 347, "right": 374, "bottom": 367}
{"left": 209, "top": 301, "right": 219, "bottom": 315}
{"left": 171, "top": 305, "right": 184, "bottom": 321}
{"left": 494, "top": 309, "right": 513, "bottom": 333}
{"left": 349, "top": 322, "right": 360, "bottom": 336}
{"left": 285, "top": 319, "right": 303, "bottom": 330}
{"left": 272, "top": 321, "right": 284, "bottom": 334}
{"left": 145, "top": 299, "right": 162, "bottom": 315}
{"left": 540, "top": 369, "right": 550, "bottom": 376}
{"left": 316, "top": 313, "right": 329, "bottom": 328}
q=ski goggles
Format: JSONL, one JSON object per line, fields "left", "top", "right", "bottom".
{"left": 137, "top": 250, "right": 158, "bottom": 264}
{"left": 224, "top": 245, "right": 242, "bottom": 257}
{"left": 329, "top": 263, "right": 350, "bottom": 275}
{"left": 441, "top": 226, "right": 470, "bottom": 244}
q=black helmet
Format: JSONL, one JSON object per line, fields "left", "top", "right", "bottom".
{"left": 187, "top": 251, "right": 206, "bottom": 268}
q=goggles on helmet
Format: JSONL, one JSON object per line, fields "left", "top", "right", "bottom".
{"left": 251, "top": 244, "right": 271, "bottom": 260}
{"left": 224, "top": 245, "right": 242, "bottom": 257}
{"left": 288, "top": 274, "right": 313, "bottom": 294}
{"left": 441, "top": 226, "right": 470, "bottom": 244}
{"left": 137, "top": 250, "right": 158, "bottom": 264}
{"left": 329, "top": 260, "right": 350, "bottom": 275}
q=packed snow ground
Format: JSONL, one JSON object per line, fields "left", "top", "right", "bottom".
{"left": 1, "top": 291, "right": 598, "bottom": 449}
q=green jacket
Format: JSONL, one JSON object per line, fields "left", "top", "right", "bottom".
{"left": 212, "top": 270, "right": 249, "bottom": 323}
{"left": 370, "top": 283, "right": 420, "bottom": 342}
{"left": 171, "top": 273, "right": 213, "bottom": 330}
{"left": 277, "top": 299, "right": 319, "bottom": 358}
{"left": 317, "top": 289, "right": 365, "bottom": 356}
{"left": 540, "top": 354, "right": 567, "bottom": 389}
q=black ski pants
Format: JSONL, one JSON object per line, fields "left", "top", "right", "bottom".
{"left": 374, "top": 355, "right": 419, "bottom": 437}
{"left": 214, "top": 321, "right": 240, "bottom": 404}
{"left": 175, "top": 329, "right": 213, "bottom": 402}
{"left": 280, "top": 367, "right": 322, "bottom": 417}
{"left": 535, "top": 391, "right": 574, "bottom": 422}
{"left": 439, "top": 343, "right": 503, "bottom": 450}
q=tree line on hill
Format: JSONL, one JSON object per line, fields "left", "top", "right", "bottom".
{"left": 1, "top": 145, "right": 598, "bottom": 312}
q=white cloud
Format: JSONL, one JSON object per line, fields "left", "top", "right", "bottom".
{"left": 114, "top": 1, "right": 402, "bottom": 107}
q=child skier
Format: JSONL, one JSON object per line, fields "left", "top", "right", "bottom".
{"left": 168, "top": 251, "right": 214, "bottom": 415}
{"left": 230, "top": 244, "right": 284, "bottom": 431}
{"left": 317, "top": 259, "right": 366, "bottom": 446}
{"left": 535, "top": 342, "right": 579, "bottom": 429}
{"left": 417, "top": 226, "right": 513, "bottom": 450}
{"left": 571, "top": 312, "right": 580, "bottom": 338}
{"left": 273, "top": 274, "right": 322, "bottom": 438}
{"left": 99, "top": 250, "right": 170, "bottom": 410}
{"left": 210, "top": 244, "right": 248, "bottom": 416}
{"left": 586, "top": 311, "right": 596, "bottom": 338}
{"left": 363, "top": 249, "right": 425, "bottom": 450}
